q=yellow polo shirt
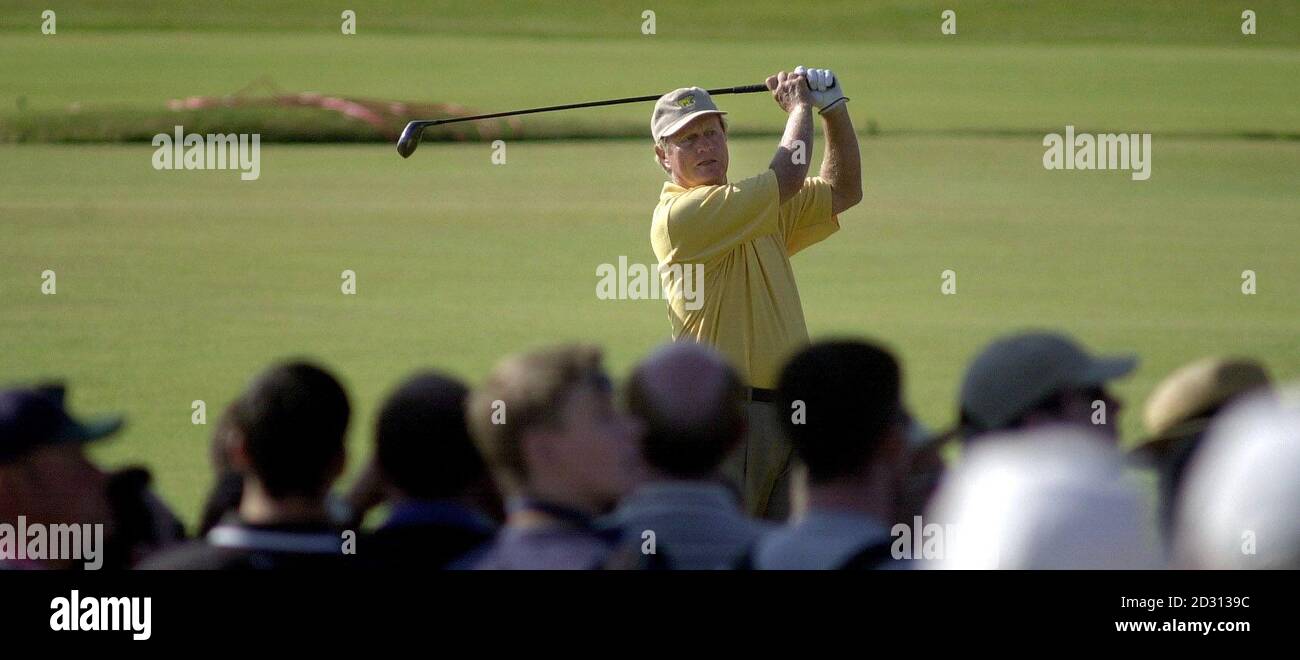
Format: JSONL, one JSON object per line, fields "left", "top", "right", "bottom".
{"left": 650, "top": 169, "right": 839, "bottom": 388}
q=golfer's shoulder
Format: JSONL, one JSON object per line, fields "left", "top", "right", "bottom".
{"left": 656, "top": 170, "right": 778, "bottom": 217}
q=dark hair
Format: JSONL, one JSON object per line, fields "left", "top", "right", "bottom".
{"left": 232, "top": 361, "right": 350, "bottom": 499}
{"left": 624, "top": 360, "right": 746, "bottom": 478}
{"left": 375, "top": 372, "right": 487, "bottom": 500}
{"left": 776, "top": 340, "right": 902, "bottom": 484}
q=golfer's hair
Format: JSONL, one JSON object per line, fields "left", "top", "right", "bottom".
{"left": 232, "top": 361, "right": 350, "bottom": 499}
{"left": 467, "top": 344, "right": 609, "bottom": 495}
{"left": 624, "top": 356, "right": 746, "bottom": 478}
{"left": 776, "top": 340, "right": 903, "bottom": 484}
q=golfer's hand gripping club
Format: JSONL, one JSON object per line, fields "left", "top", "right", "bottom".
{"left": 793, "top": 65, "right": 847, "bottom": 113}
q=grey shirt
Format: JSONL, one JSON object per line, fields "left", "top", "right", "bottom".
{"left": 605, "top": 481, "right": 772, "bottom": 570}
{"left": 470, "top": 525, "right": 614, "bottom": 570}
{"left": 755, "top": 508, "right": 892, "bottom": 570}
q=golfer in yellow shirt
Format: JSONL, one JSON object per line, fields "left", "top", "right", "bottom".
{"left": 649, "top": 67, "right": 863, "bottom": 518}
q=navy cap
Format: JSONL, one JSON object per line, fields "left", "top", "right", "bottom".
{"left": 0, "top": 385, "right": 124, "bottom": 464}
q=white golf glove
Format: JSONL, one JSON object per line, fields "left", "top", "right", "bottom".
{"left": 794, "top": 65, "right": 847, "bottom": 113}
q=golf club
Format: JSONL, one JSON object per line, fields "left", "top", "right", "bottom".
{"left": 397, "top": 83, "right": 770, "bottom": 158}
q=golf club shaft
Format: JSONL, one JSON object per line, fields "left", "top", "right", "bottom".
{"left": 415, "top": 83, "right": 770, "bottom": 128}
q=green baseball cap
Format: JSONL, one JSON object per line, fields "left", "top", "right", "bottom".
{"left": 959, "top": 332, "right": 1137, "bottom": 434}
{"left": 0, "top": 384, "right": 124, "bottom": 464}
{"left": 651, "top": 87, "right": 727, "bottom": 143}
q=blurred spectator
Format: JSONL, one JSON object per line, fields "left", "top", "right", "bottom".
{"left": 754, "top": 340, "right": 908, "bottom": 569}
{"left": 196, "top": 401, "right": 245, "bottom": 537}
{"left": 104, "top": 466, "right": 186, "bottom": 567}
{"left": 355, "top": 372, "right": 500, "bottom": 569}
{"left": 1132, "top": 357, "right": 1270, "bottom": 539}
{"left": 0, "top": 385, "right": 182, "bottom": 569}
{"left": 957, "top": 331, "right": 1136, "bottom": 443}
{"left": 1174, "top": 388, "right": 1299, "bottom": 569}
{"left": 894, "top": 416, "right": 946, "bottom": 526}
{"left": 140, "top": 361, "right": 355, "bottom": 569}
{"left": 925, "top": 427, "right": 1160, "bottom": 569}
{"left": 462, "top": 344, "right": 643, "bottom": 569}
{"left": 606, "top": 343, "right": 771, "bottom": 569}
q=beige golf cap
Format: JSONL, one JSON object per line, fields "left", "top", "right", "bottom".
{"left": 1137, "top": 357, "right": 1270, "bottom": 454}
{"left": 959, "top": 331, "right": 1137, "bottom": 434}
{"left": 651, "top": 87, "right": 727, "bottom": 142}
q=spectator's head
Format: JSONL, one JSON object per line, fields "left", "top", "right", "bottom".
{"left": 0, "top": 385, "right": 119, "bottom": 558}
{"left": 1174, "top": 387, "right": 1300, "bottom": 569}
{"left": 197, "top": 401, "right": 247, "bottom": 535}
{"left": 926, "top": 427, "right": 1160, "bottom": 569}
{"left": 624, "top": 342, "right": 746, "bottom": 480}
{"left": 375, "top": 372, "right": 493, "bottom": 503}
{"left": 467, "top": 344, "right": 640, "bottom": 514}
{"left": 775, "top": 340, "right": 906, "bottom": 488}
{"left": 0, "top": 385, "right": 122, "bottom": 462}
{"left": 209, "top": 400, "right": 243, "bottom": 475}
{"left": 1135, "top": 357, "right": 1271, "bottom": 536}
{"left": 895, "top": 418, "right": 948, "bottom": 523}
{"left": 226, "top": 361, "right": 350, "bottom": 501}
{"left": 958, "top": 331, "right": 1136, "bottom": 442}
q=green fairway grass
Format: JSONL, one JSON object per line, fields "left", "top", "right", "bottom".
{"left": 3, "top": 137, "right": 1297, "bottom": 523}
{"left": 1, "top": 1, "right": 1297, "bottom": 526}
{"left": 2, "top": 0, "right": 1299, "bottom": 46}
{"left": 5, "top": 33, "right": 1299, "bottom": 140}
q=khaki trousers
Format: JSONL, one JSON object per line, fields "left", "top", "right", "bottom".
{"left": 721, "top": 401, "right": 794, "bottom": 521}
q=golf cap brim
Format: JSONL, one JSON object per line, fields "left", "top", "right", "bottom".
{"left": 54, "top": 414, "right": 124, "bottom": 445}
{"left": 1076, "top": 354, "right": 1138, "bottom": 387}
{"left": 1130, "top": 416, "right": 1210, "bottom": 460}
{"left": 0, "top": 385, "right": 124, "bottom": 464}
{"left": 656, "top": 110, "right": 727, "bottom": 141}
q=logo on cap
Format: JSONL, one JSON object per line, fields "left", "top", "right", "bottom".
{"left": 676, "top": 95, "right": 696, "bottom": 108}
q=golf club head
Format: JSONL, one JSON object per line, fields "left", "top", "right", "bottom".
{"left": 396, "top": 122, "right": 425, "bottom": 158}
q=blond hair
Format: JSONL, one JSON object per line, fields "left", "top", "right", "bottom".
{"left": 466, "top": 344, "right": 607, "bottom": 495}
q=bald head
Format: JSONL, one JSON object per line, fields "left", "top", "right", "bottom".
{"left": 636, "top": 343, "right": 734, "bottom": 425}
{"left": 626, "top": 343, "right": 746, "bottom": 478}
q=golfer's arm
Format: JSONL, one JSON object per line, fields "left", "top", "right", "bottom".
{"left": 769, "top": 104, "right": 814, "bottom": 203}
{"left": 819, "top": 104, "right": 863, "bottom": 215}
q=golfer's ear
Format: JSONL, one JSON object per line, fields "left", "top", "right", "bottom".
{"left": 654, "top": 144, "right": 669, "bottom": 173}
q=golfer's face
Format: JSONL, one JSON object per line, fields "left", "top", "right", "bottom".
{"left": 664, "top": 115, "right": 728, "bottom": 187}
